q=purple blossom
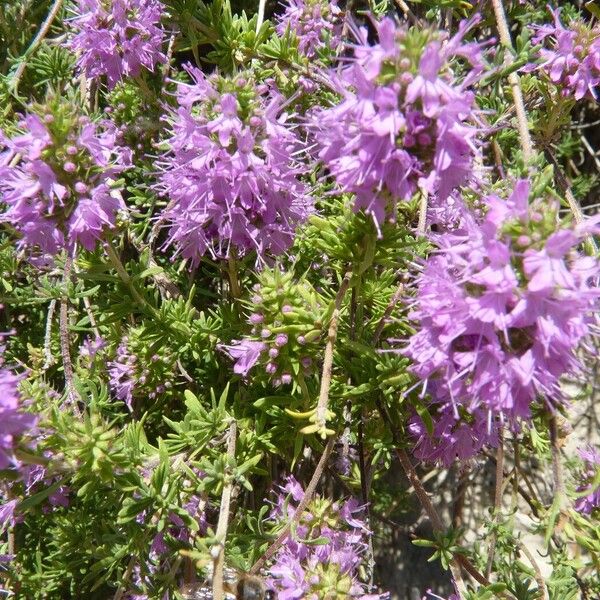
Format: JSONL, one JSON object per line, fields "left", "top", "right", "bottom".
{"left": 0, "top": 112, "right": 128, "bottom": 254}
{"left": 276, "top": 0, "right": 344, "bottom": 58}
{"left": 108, "top": 337, "right": 137, "bottom": 410}
{"left": 314, "top": 16, "right": 485, "bottom": 232}
{"left": 402, "top": 179, "right": 599, "bottom": 465}
{"left": 68, "top": 0, "right": 167, "bottom": 89}
{"left": 218, "top": 339, "right": 266, "bottom": 377}
{"left": 155, "top": 67, "right": 313, "bottom": 266}
{"left": 267, "top": 476, "right": 386, "bottom": 599}
{"left": 531, "top": 8, "right": 600, "bottom": 101}
{"left": 574, "top": 446, "right": 600, "bottom": 515}
{"left": 0, "top": 359, "right": 36, "bottom": 472}
{"left": 80, "top": 335, "right": 107, "bottom": 360}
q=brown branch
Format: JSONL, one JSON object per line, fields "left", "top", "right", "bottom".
{"left": 212, "top": 420, "right": 237, "bottom": 600}
{"left": 485, "top": 428, "right": 504, "bottom": 578}
{"left": 12, "top": 0, "right": 64, "bottom": 92}
{"left": 59, "top": 257, "right": 80, "bottom": 414}
{"left": 491, "top": 0, "right": 534, "bottom": 161}
{"left": 314, "top": 272, "right": 352, "bottom": 436}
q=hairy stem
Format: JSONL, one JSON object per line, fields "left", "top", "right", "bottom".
{"left": 212, "top": 420, "right": 237, "bottom": 600}
{"left": 113, "top": 555, "right": 136, "bottom": 600}
{"left": 60, "top": 257, "right": 80, "bottom": 414}
{"left": 314, "top": 272, "right": 352, "bottom": 436}
{"left": 12, "top": 0, "right": 64, "bottom": 92}
{"left": 485, "top": 428, "right": 504, "bottom": 578}
{"left": 491, "top": 0, "right": 534, "bottom": 161}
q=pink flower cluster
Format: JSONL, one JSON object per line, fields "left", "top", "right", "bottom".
{"left": 0, "top": 111, "right": 130, "bottom": 254}
{"left": 314, "top": 17, "right": 485, "bottom": 232}
{"left": 575, "top": 446, "right": 600, "bottom": 515}
{"left": 69, "top": 0, "right": 167, "bottom": 89}
{"left": 156, "top": 67, "right": 313, "bottom": 266}
{"left": 532, "top": 7, "right": 600, "bottom": 100}
{"left": 267, "top": 476, "right": 385, "bottom": 599}
{"left": 404, "top": 180, "right": 599, "bottom": 465}
{"left": 276, "top": 0, "right": 344, "bottom": 58}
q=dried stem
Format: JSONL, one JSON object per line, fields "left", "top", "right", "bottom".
{"left": 373, "top": 283, "right": 404, "bottom": 345}
{"left": 42, "top": 299, "right": 57, "bottom": 371}
{"left": 549, "top": 416, "right": 566, "bottom": 505}
{"left": 543, "top": 148, "right": 598, "bottom": 252}
{"left": 256, "top": 0, "right": 267, "bottom": 34}
{"left": 491, "top": 0, "right": 534, "bottom": 161}
{"left": 212, "top": 420, "right": 237, "bottom": 600}
{"left": 249, "top": 436, "right": 335, "bottom": 576}
{"left": 227, "top": 255, "right": 241, "bottom": 300}
{"left": 417, "top": 192, "right": 428, "bottom": 235}
{"left": 485, "top": 427, "right": 504, "bottom": 578}
{"left": 113, "top": 555, "right": 137, "bottom": 600}
{"left": 59, "top": 257, "right": 80, "bottom": 414}
{"left": 314, "top": 272, "right": 352, "bottom": 435}
{"left": 12, "top": 0, "right": 64, "bottom": 92}
{"left": 519, "top": 543, "right": 549, "bottom": 600}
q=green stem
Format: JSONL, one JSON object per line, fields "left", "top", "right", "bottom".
{"left": 105, "top": 244, "right": 158, "bottom": 317}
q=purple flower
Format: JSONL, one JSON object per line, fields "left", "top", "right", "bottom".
{"left": 68, "top": 0, "right": 167, "bottom": 89}
{"left": 402, "top": 179, "right": 599, "bottom": 464}
{"left": 218, "top": 339, "right": 266, "bottom": 377}
{"left": 0, "top": 361, "right": 36, "bottom": 472}
{"left": 155, "top": 67, "right": 312, "bottom": 266}
{"left": 276, "top": 0, "right": 344, "bottom": 58}
{"left": 574, "top": 446, "right": 600, "bottom": 515}
{"left": 531, "top": 8, "right": 600, "bottom": 101}
{"left": 80, "top": 335, "right": 107, "bottom": 360}
{"left": 266, "top": 476, "right": 386, "bottom": 599}
{"left": 0, "top": 111, "right": 128, "bottom": 254}
{"left": 314, "top": 16, "right": 485, "bottom": 232}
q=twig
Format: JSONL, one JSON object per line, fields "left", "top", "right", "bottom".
{"left": 373, "top": 283, "right": 404, "bottom": 345}
{"left": 549, "top": 416, "right": 567, "bottom": 508}
{"left": 227, "top": 255, "right": 241, "bottom": 300}
{"left": 519, "top": 543, "right": 549, "bottom": 600}
{"left": 113, "top": 555, "right": 137, "bottom": 600}
{"left": 105, "top": 243, "right": 158, "bottom": 316}
{"left": 12, "top": 0, "right": 64, "bottom": 92}
{"left": 393, "top": 0, "right": 419, "bottom": 25}
{"left": 417, "top": 192, "right": 428, "bottom": 235}
{"left": 485, "top": 428, "right": 504, "bottom": 578}
{"left": 59, "top": 257, "right": 80, "bottom": 414}
{"left": 491, "top": 0, "right": 534, "bottom": 161}
{"left": 256, "top": 0, "right": 267, "bottom": 34}
{"left": 42, "top": 299, "right": 57, "bottom": 371}
{"left": 249, "top": 436, "right": 335, "bottom": 575}
{"left": 314, "top": 272, "right": 352, "bottom": 436}
{"left": 212, "top": 420, "right": 237, "bottom": 600}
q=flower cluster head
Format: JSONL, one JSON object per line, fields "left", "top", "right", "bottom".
{"left": 314, "top": 16, "right": 486, "bottom": 232}
{"left": 574, "top": 446, "right": 600, "bottom": 515}
{"left": 0, "top": 103, "right": 130, "bottom": 254}
{"left": 532, "top": 7, "right": 600, "bottom": 101}
{"left": 0, "top": 340, "right": 36, "bottom": 473}
{"left": 156, "top": 67, "right": 313, "bottom": 266}
{"left": 267, "top": 476, "right": 385, "bottom": 599}
{"left": 404, "top": 179, "right": 599, "bottom": 465}
{"left": 108, "top": 331, "right": 175, "bottom": 411}
{"left": 219, "top": 268, "right": 326, "bottom": 384}
{"left": 276, "top": 0, "right": 344, "bottom": 58}
{"left": 68, "top": 0, "right": 167, "bottom": 89}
